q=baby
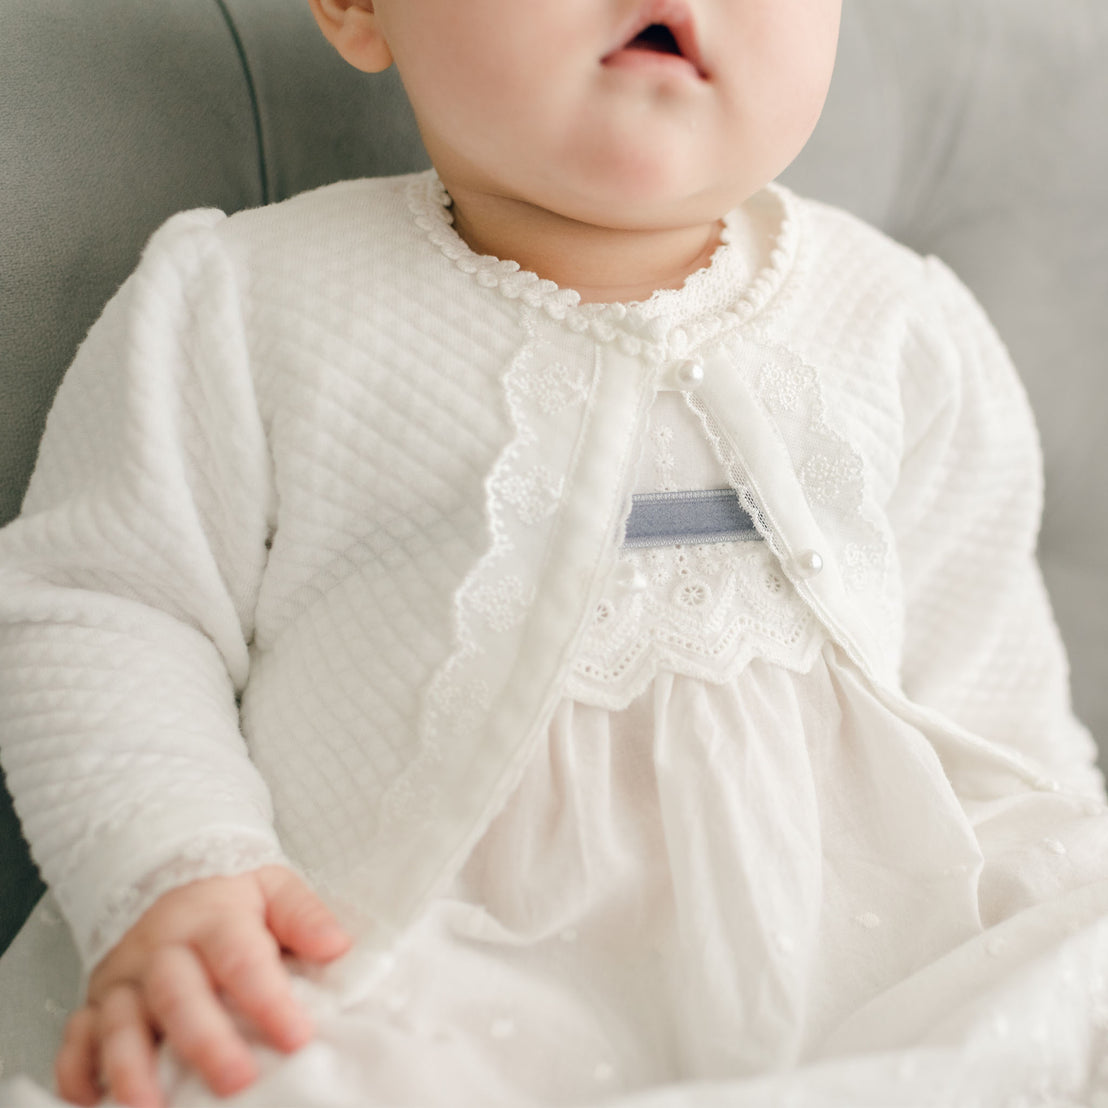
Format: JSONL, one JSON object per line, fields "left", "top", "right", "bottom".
{"left": 3, "top": 0, "right": 1108, "bottom": 1105}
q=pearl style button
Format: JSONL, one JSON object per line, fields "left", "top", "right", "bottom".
{"left": 794, "top": 549, "right": 824, "bottom": 578}
{"left": 674, "top": 359, "right": 705, "bottom": 390}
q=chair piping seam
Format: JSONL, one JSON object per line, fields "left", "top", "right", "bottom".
{"left": 212, "top": 0, "right": 271, "bottom": 204}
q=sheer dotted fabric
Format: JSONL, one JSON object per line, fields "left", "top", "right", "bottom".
{"left": 115, "top": 651, "right": 1108, "bottom": 1107}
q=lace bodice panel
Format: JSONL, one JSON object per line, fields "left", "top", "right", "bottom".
{"left": 565, "top": 392, "right": 825, "bottom": 710}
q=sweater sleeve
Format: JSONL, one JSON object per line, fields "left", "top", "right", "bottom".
{"left": 890, "top": 255, "right": 1103, "bottom": 798}
{"left": 0, "top": 212, "right": 289, "bottom": 970}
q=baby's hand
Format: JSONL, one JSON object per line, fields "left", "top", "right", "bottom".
{"left": 54, "top": 865, "right": 352, "bottom": 1108}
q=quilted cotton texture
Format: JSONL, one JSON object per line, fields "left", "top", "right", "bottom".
{"left": 0, "top": 174, "right": 1098, "bottom": 972}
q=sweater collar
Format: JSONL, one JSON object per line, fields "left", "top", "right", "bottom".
{"left": 406, "top": 171, "right": 800, "bottom": 351}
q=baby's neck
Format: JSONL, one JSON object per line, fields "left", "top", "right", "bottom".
{"left": 448, "top": 186, "right": 725, "bottom": 305}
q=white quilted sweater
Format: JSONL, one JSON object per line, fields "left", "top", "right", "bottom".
{"left": 0, "top": 171, "right": 1098, "bottom": 971}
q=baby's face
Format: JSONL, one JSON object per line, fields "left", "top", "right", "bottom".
{"left": 373, "top": 0, "right": 841, "bottom": 230}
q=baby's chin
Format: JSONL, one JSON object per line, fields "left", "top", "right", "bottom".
{"left": 541, "top": 107, "right": 818, "bottom": 230}
{"left": 537, "top": 174, "right": 754, "bottom": 235}
{"left": 540, "top": 144, "right": 771, "bottom": 231}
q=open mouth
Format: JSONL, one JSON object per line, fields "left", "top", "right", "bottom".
{"left": 626, "top": 23, "right": 684, "bottom": 57}
{"left": 602, "top": 4, "right": 708, "bottom": 80}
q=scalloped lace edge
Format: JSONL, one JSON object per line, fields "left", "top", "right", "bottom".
{"left": 567, "top": 542, "right": 825, "bottom": 710}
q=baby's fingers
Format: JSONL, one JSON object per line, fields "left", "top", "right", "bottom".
{"left": 195, "top": 921, "right": 313, "bottom": 1054}
{"left": 259, "top": 867, "right": 352, "bottom": 963}
{"left": 55, "top": 1008, "right": 100, "bottom": 1107}
{"left": 144, "top": 945, "right": 257, "bottom": 1098}
{"left": 98, "top": 985, "right": 162, "bottom": 1108}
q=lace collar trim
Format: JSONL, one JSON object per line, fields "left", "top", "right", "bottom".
{"left": 406, "top": 172, "right": 799, "bottom": 345}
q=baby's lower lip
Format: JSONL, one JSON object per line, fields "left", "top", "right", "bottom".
{"left": 601, "top": 48, "right": 704, "bottom": 80}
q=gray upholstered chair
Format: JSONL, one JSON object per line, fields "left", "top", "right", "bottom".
{"left": 1, "top": 0, "right": 1105, "bottom": 1002}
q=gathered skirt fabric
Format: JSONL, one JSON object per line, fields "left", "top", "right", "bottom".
{"left": 6, "top": 643, "right": 1108, "bottom": 1106}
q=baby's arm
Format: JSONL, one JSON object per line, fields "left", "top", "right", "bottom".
{"left": 0, "top": 214, "right": 332, "bottom": 1099}
{"left": 890, "top": 257, "right": 1102, "bottom": 794}
{"left": 55, "top": 867, "right": 350, "bottom": 1108}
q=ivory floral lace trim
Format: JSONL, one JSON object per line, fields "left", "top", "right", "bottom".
{"left": 376, "top": 310, "right": 596, "bottom": 840}
{"left": 752, "top": 351, "right": 883, "bottom": 585}
{"left": 566, "top": 541, "right": 822, "bottom": 710}
{"left": 687, "top": 343, "right": 900, "bottom": 663}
